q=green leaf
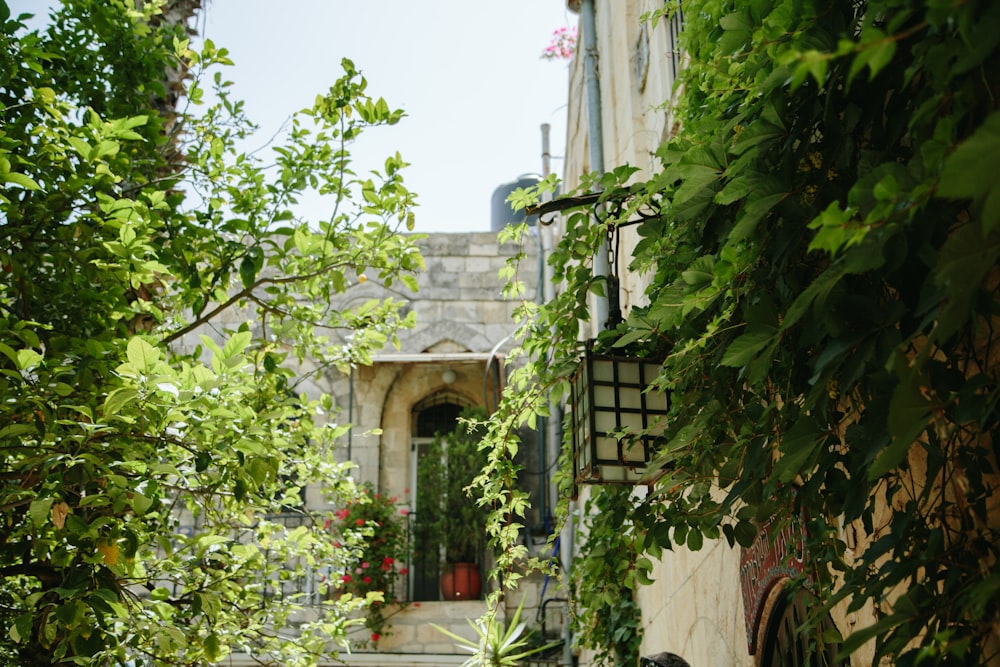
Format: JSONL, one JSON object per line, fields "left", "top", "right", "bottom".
{"left": 721, "top": 330, "right": 776, "bottom": 367}
{"left": 4, "top": 171, "right": 41, "bottom": 190}
{"left": 681, "top": 256, "right": 715, "bottom": 287}
{"left": 774, "top": 416, "right": 823, "bottom": 483}
{"left": 222, "top": 330, "right": 252, "bottom": 359}
{"left": 126, "top": 338, "right": 159, "bottom": 372}
{"left": 204, "top": 633, "right": 222, "bottom": 660}
{"left": 938, "top": 111, "right": 1000, "bottom": 199}
{"left": 938, "top": 111, "right": 1000, "bottom": 233}
{"left": 730, "top": 190, "right": 787, "bottom": 242}
{"left": 15, "top": 348, "right": 43, "bottom": 370}
{"left": 0, "top": 423, "right": 37, "bottom": 439}
{"left": 104, "top": 387, "right": 140, "bottom": 416}
{"left": 10, "top": 612, "right": 32, "bottom": 644}
{"left": 730, "top": 120, "right": 783, "bottom": 156}
{"left": 686, "top": 528, "right": 704, "bottom": 551}
{"left": 29, "top": 497, "right": 54, "bottom": 528}
{"left": 130, "top": 492, "right": 154, "bottom": 516}
{"left": 870, "top": 374, "right": 932, "bottom": 479}
{"left": 782, "top": 265, "right": 847, "bottom": 332}
{"left": 733, "top": 520, "right": 758, "bottom": 548}
{"left": 239, "top": 255, "right": 257, "bottom": 289}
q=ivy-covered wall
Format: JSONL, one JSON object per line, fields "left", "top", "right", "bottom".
{"left": 482, "top": 0, "right": 1000, "bottom": 665}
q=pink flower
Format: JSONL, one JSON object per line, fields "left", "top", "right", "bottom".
{"left": 361, "top": 561, "right": 369, "bottom": 569}
{"left": 541, "top": 25, "right": 577, "bottom": 61}
{"left": 399, "top": 508, "right": 409, "bottom": 516}
{"left": 335, "top": 509, "right": 350, "bottom": 520}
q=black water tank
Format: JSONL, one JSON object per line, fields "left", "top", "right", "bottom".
{"left": 491, "top": 174, "right": 542, "bottom": 231}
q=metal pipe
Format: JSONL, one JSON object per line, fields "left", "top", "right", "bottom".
{"left": 561, "top": 499, "right": 576, "bottom": 667}
{"left": 581, "top": 0, "right": 609, "bottom": 332}
{"left": 537, "top": 124, "right": 552, "bottom": 537}
{"left": 347, "top": 365, "right": 353, "bottom": 462}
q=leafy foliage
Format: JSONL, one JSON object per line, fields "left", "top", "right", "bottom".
{"left": 570, "top": 487, "right": 644, "bottom": 667}
{"left": 477, "top": 0, "right": 1000, "bottom": 665}
{"left": 432, "top": 595, "right": 560, "bottom": 667}
{"left": 0, "top": 1, "right": 422, "bottom": 664}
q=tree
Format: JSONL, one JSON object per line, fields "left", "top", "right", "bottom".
{"left": 480, "top": 0, "right": 1000, "bottom": 665}
{"left": 0, "top": 0, "right": 423, "bottom": 664}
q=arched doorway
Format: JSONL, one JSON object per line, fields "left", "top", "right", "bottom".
{"left": 410, "top": 393, "right": 468, "bottom": 601}
{"left": 758, "top": 588, "right": 847, "bottom": 667}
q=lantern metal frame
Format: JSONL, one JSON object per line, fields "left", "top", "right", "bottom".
{"left": 531, "top": 189, "right": 669, "bottom": 486}
{"left": 570, "top": 342, "right": 669, "bottom": 485}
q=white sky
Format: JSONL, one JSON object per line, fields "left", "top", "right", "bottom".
{"left": 14, "top": 1, "right": 574, "bottom": 233}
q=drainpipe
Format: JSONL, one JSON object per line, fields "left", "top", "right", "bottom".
{"left": 538, "top": 123, "right": 553, "bottom": 537}
{"left": 347, "top": 365, "right": 353, "bottom": 462}
{"left": 581, "top": 0, "right": 609, "bottom": 332}
{"left": 561, "top": 4, "right": 605, "bottom": 665}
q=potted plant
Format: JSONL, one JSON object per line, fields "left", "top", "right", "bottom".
{"left": 432, "top": 596, "right": 562, "bottom": 666}
{"left": 331, "top": 482, "right": 410, "bottom": 646}
{"left": 415, "top": 407, "right": 490, "bottom": 600}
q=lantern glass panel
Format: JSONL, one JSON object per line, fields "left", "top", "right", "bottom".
{"left": 622, "top": 411, "right": 644, "bottom": 435}
{"left": 622, "top": 439, "right": 647, "bottom": 464}
{"left": 592, "top": 359, "right": 615, "bottom": 383}
{"left": 619, "top": 386, "right": 641, "bottom": 410}
{"left": 596, "top": 436, "right": 619, "bottom": 462}
{"left": 594, "top": 409, "right": 617, "bottom": 435}
{"left": 617, "top": 362, "right": 641, "bottom": 384}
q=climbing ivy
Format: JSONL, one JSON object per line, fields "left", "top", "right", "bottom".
{"left": 477, "top": 0, "right": 1000, "bottom": 665}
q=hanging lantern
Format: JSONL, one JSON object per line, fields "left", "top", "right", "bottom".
{"left": 570, "top": 343, "right": 669, "bottom": 485}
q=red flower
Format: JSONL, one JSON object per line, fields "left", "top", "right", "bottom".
{"left": 400, "top": 568, "right": 409, "bottom": 575}
{"left": 383, "top": 556, "right": 394, "bottom": 564}
{"left": 341, "top": 574, "right": 352, "bottom": 583}
{"left": 355, "top": 518, "right": 365, "bottom": 526}
{"left": 371, "top": 632, "right": 380, "bottom": 643}
{"left": 362, "top": 575, "right": 372, "bottom": 584}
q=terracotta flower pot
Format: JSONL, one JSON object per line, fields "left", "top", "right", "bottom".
{"left": 440, "top": 562, "right": 482, "bottom": 600}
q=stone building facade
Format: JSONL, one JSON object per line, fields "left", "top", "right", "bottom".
{"left": 185, "top": 230, "right": 548, "bottom": 665}
{"left": 332, "top": 231, "right": 543, "bottom": 662}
